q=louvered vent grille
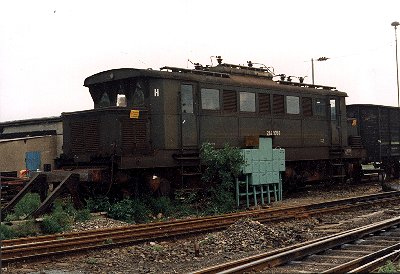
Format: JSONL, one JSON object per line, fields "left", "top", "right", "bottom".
{"left": 273, "top": 94, "right": 285, "bottom": 114}
{"left": 71, "top": 121, "right": 84, "bottom": 153}
{"left": 84, "top": 119, "right": 100, "bottom": 152}
{"left": 223, "top": 90, "right": 237, "bottom": 112}
{"left": 121, "top": 113, "right": 149, "bottom": 153}
{"left": 70, "top": 119, "right": 99, "bottom": 153}
{"left": 302, "top": 97, "right": 313, "bottom": 116}
{"left": 259, "top": 93, "right": 271, "bottom": 114}
{"left": 121, "top": 119, "right": 135, "bottom": 151}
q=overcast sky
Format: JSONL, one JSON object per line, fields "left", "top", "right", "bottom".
{"left": 1, "top": 1, "right": 400, "bottom": 122}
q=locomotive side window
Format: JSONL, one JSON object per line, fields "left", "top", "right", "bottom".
{"left": 330, "top": 99, "right": 337, "bottom": 120}
{"left": 181, "top": 84, "right": 194, "bottom": 113}
{"left": 99, "top": 92, "right": 111, "bottom": 107}
{"left": 302, "top": 97, "right": 313, "bottom": 116}
{"left": 239, "top": 92, "right": 256, "bottom": 112}
{"left": 259, "top": 93, "right": 271, "bottom": 114}
{"left": 223, "top": 90, "right": 237, "bottom": 112}
{"left": 201, "top": 88, "right": 220, "bottom": 110}
{"left": 315, "top": 99, "right": 326, "bottom": 116}
{"left": 286, "top": 96, "right": 300, "bottom": 114}
{"left": 117, "top": 94, "right": 127, "bottom": 107}
{"left": 133, "top": 82, "right": 145, "bottom": 107}
{"left": 272, "top": 94, "right": 285, "bottom": 114}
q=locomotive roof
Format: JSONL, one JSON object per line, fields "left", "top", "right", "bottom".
{"left": 84, "top": 65, "right": 347, "bottom": 97}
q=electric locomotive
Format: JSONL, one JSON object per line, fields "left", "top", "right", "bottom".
{"left": 59, "top": 57, "right": 365, "bottom": 195}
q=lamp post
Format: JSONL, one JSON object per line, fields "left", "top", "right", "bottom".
{"left": 311, "top": 57, "right": 329, "bottom": 85}
{"left": 391, "top": 21, "right": 400, "bottom": 107}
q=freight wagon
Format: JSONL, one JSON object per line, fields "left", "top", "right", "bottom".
{"left": 347, "top": 104, "right": 400, "bottom": 178}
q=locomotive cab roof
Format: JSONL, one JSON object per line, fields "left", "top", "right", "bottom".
{"left": 84, "top": 60, "right": 347, "bottom": 105}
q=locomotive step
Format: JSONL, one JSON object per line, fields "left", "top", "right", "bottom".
{"left": 181, "top": 172, "right": 202, "bottom": 176}
{"left": 331, "top": 175, "right": 347, "bottom": 178}
{"left": 173, "top": 156, "right": 200, "bottom": 161}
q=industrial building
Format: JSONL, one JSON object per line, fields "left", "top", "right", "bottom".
{"left": 0, "top": 116, "right": 62, "bottom": 173}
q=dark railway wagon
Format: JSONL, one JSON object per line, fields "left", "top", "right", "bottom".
{"left": 60, "top": 58, "right": 365, "bottom": 193}
{"left": 347, "top": 104, "right": 400, "bottom": 177}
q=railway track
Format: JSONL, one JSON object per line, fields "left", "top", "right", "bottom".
{"left": 193, "top": 216, "right": 400, "bottom": 273}
{"left": 2, "top": 191, "right": 400, "bottom": 264}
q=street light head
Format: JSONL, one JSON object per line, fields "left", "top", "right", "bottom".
{"left": 391, "top": 21, "right": 400, "bottom": 27}
{"left": 317, "top": 57, "right": 329, "bottom": 61}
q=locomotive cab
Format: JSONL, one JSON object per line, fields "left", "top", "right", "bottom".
{"left": 61, "top": 72, "right": 153, "bottom": 168}
{"left": 88, "top": 76, "right": 149, "bottom": 109}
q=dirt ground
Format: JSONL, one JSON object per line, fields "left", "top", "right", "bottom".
{"left": 2, "top": 180, "right": 400, "bottom": 274}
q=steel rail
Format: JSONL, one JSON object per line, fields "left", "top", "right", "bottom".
{"left": 193, "top": 217, "right": 400, "bottom": 274}
{"left": 322, "top": 244, "right": 400, "bottom": 273}
{"left": 348, "top": 249, "right": 400, "bottom": 273}
{"left": 2, "top": 191, "right": 400, "bottom": 263}
{"left": 191, "top": 221, "right": 388, "bottom": 274}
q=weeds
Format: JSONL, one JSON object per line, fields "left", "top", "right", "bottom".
{"left": 75, "top": 209, "right": 92, "bottom": 222}
{"left": 4, "top": 192, "right": 41, "bottom": 221}
{"left": 146, "top": 196, "right": 174, "bottom": 217}
{"left": 0, "top": 224, "right": 16, "bottom": 240}
{"left": 103, "top": 238, "right": 113, "bottom": 245}
{"left": 86, "top": 196, "right": 111, "bottom": 212}
{"left": 41, "top": 208, "right": 73, "bottom": 234}
{"left": 86, "top": 257, "right": 98, "bottom": 265}
{"left": 149, "top": 244, "right": 163, "bottom": 252}
{"left": 377, "top": 260, "right": 400, "bottom": 273}
{"left": 14, "top": 220, "right": 39, "bottom": 237}
{"left": 108, "top": 199, "right": 150, "bottom": 223}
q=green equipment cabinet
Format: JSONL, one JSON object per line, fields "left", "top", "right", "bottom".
{"left": 236, "top": 137, "right": 284, "bottom": 207}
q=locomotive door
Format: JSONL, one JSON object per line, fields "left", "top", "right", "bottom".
{"left": 330, "top": 99, "right": 341, "bottom": 145}
{"left": 180, "top": 84, "right": 198, "bottom": 148}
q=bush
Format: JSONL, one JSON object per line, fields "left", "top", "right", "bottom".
{"left": 7, "top": 192, "right": 41, "bottom": 220}
{"left": 200, "top": 143, "right": 244, "bottom": 214}
{"left": 41, "top": 217, "right": 63, "bottom": 234}
{"left": 0, "top": 224, "right": 16, "bottom": 240}
{"left": 170, "top": 191, "right": 200, "bottom": 217}
{"left": 86, "top": 196, "right": 111, "bottom": 212}
{"left": 206, "top": 186, "right": 236, "bottom": 214}
{"left": 200, "top": 143, "right": 244, "bottom": 185}
{"left": 75, "top": 209, "right": 92, "bottom": 222}
{"left": 108, "top": 199, "right": 150, "bottom": 223}
{"left": 14, "top": 220, "right": 39, "bottom": 237}
{"left": 41, "top": 210, "right": 73, "bottom": 234}
{"left": 146, "top": 196, "right": 174, "bottom": 217}
{"left": 50, "top": 198, "right": 91, "bottom": 222}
